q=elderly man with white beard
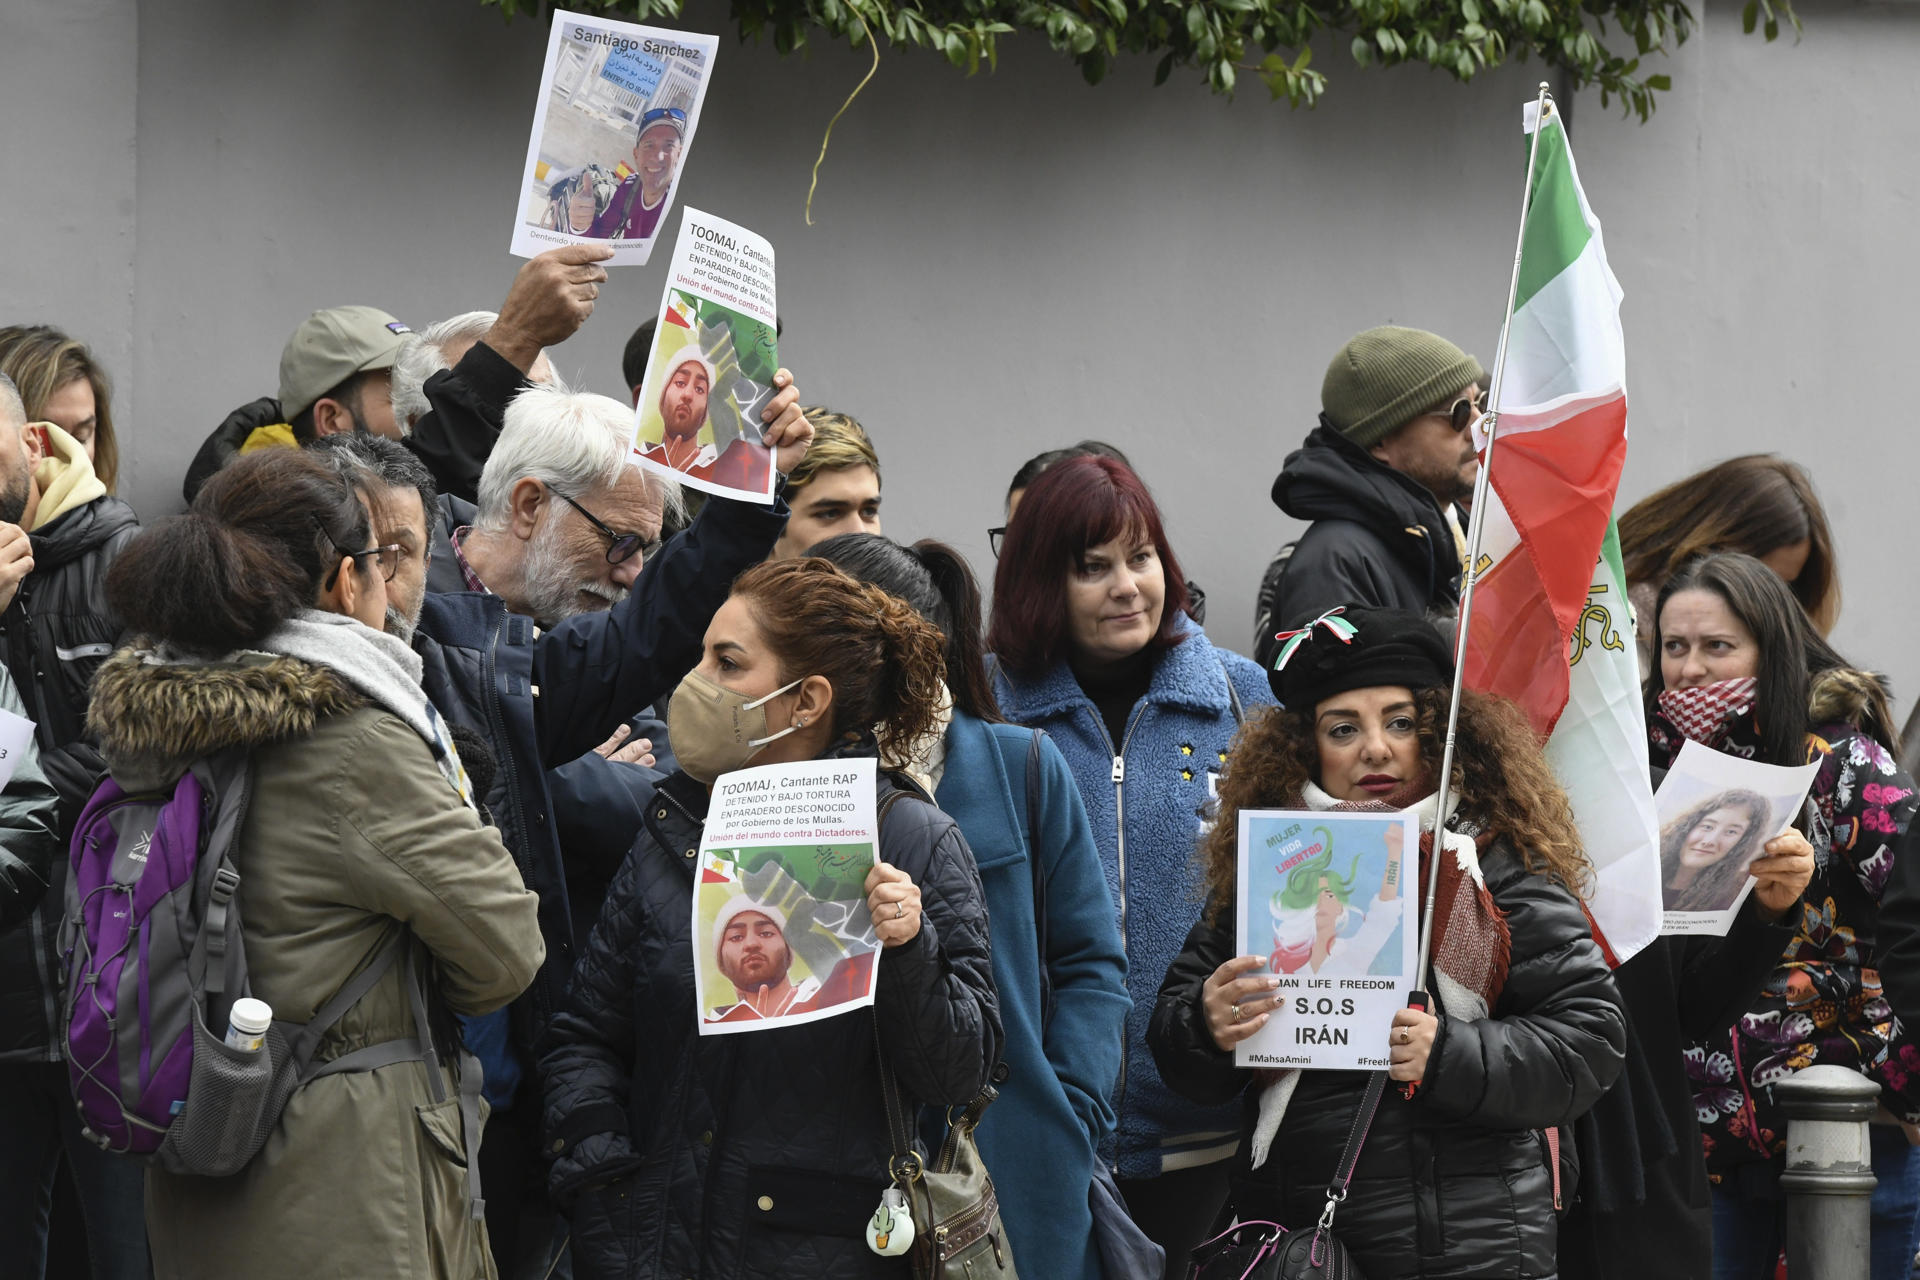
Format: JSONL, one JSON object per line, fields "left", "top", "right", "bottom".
{"left": 454, "top": 385, "right": 683, "bottom": 624}
{"left": 387, "top": 373, "right": 813, "bottom": 1278}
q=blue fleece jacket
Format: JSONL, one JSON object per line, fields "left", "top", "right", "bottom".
{"left": 927, "top": 713, "right": 1130, "bottom": 1280}
{"left": 995, "top": 621, "right": 1274, "bottom": 1180}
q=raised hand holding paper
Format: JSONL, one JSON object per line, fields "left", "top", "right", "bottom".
{"left": 693, "top": 759, "right": 881, "bottom": 1035}
{"left": 510, "top": 10, "right": 718, "bottom": 265}
{"left": 1657, "top": 739, "right": 1820, "bottom": 936}
{"left": 630, "top": 209, "right": 780, "bottom": 502}
{"left": 1234, "top": 809, "right": 1418, "bottom": 1070}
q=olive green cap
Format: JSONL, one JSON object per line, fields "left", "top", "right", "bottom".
{"left": 1320, "top": 325, "right": 1485, "bottom": 449}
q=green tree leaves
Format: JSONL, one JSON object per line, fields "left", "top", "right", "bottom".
{"left": 483, "top": 0, "right": 1796, "bottom": 120}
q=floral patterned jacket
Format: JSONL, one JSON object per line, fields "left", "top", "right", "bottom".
{"left": 1655, "top": 671, "right": 1920, "bottom": 1180}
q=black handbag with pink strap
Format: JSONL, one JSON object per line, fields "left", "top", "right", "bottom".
{"left": 1185, "top": 1071, "right": 1387, "bottom": 1280}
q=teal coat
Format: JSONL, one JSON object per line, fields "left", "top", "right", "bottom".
{"left": 929, "top": 712, "right": 1130, "bottom": 1280}
{"left": 995, "top": 619, "right": 1274, "bottom": 1178}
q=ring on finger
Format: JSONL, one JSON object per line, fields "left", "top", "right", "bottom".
{"left": 894, "top": 902, "right": 905, "bottom": 920}
{"left": 1230, "top": 1003, "right": 1241, "bottom": 1022}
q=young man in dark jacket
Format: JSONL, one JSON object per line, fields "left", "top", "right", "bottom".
{"left": 0, "top": 376, "right": 147, "bottom": 1279}
{"left": 1253, "top": 325, "right": 1485, "bottom": 666}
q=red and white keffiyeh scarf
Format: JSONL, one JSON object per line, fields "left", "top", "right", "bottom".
{"left": 1655, "top": 676, "right": 1759, "bottom": 749}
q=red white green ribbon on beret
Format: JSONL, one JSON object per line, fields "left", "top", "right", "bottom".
{"left": 1269, "top": 607, "right": 1358, "bottom": 672}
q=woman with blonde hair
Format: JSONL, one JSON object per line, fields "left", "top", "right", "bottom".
{"left": 0, "top": 325, "right": 120, "bottom": 492}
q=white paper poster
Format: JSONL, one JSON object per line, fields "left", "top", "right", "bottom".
{"left": 628, "top": 208, "right": 780, "bottom": 503}
{"left": 1657, "top": 739, "right": 1820, "bottom": 937}
{"left": 1234, "top": 809, "right": 1418, "bottom": 1071}
{"left": 509, "top": 10, "right": 719, "bottom": 265}
{"left": 0, "top": 709, "right": 34, "bottom": 791}
{"left": 693, "top": 759, "right": 880, "bottom": 1035}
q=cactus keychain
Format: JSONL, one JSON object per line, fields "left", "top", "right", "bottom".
{"left": 865, "top": 1186, "right": 914, "bottom": 1257}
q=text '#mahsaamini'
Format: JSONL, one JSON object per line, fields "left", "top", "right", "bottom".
{"left": 570, "top": 26, "right": 704, "bottom": 63}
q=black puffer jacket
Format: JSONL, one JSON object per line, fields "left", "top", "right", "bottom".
{"left": 1150, "top": 840, "right": 1624, "bottom": 1280}
{"left": 1257, "top": 423, "right": 1460, "bottom": 663}
{"left": 542, "top": 764, "right": 1002, "bottom": 1280}
{"left": 3, "top": 494, "right": 139, "bottom": 760}
{"left": 0, "top": 492, "right": 138, "bottom": 1062}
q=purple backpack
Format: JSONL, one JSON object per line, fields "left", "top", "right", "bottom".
{"left": 60, "top": 751, "right": 458, "bottom": 1180}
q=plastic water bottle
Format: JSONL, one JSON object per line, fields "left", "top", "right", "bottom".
{"left": 224, "top": 998, "right": 272, "bottom": 1052}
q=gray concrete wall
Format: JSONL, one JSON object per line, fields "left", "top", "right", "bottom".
{"left": 4, "top": 0, "right": 1915, "bottom": 715}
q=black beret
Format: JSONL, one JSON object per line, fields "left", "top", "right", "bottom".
{"left": 1268, "top": 606, "right": 1455, "bottom": 710}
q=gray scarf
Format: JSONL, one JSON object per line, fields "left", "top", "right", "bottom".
{"left": 254, "top": 609, "right": 475, "bottom": 810}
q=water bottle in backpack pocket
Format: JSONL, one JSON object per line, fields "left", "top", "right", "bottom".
{"left": 59, "top": 748, "right": 463, "bottom": 1181}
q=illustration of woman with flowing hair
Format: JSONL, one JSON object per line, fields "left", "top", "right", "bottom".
{"left": 1268, "top": 823, "right": 1405, "bottom": 975}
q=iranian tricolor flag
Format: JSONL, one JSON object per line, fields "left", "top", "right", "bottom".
{"left": 1461, "top": 99, "right": 1662, "bottom": 963}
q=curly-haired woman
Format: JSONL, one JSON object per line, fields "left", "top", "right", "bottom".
{"left": 1147, "top": 605, "right": 1624, "bottom": 1279}
{"left": 541, "top": 558, "right": 1002, "bottom": 1279}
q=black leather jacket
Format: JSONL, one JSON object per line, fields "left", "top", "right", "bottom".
{"left": 542, "top": 765, "right": 1002, "bottom": 1280}
{"left": 1149, "top": 839, "right": 1624, "bottom": 1280}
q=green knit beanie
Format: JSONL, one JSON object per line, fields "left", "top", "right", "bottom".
{"left": 1321, "top": 326, "right": 1487, "bottom": 450}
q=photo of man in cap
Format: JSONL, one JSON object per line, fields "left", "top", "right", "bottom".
{"left": 587, "top": 107, "right": 687, "bottom": 243}
{"left": 704, "top": 888, "right": 879, "bottom": 1025}
{"left": 707, "top": 895, "right": 819, "bottom": 1021}
{"left": 641, "top": 346, "right": 716, "bottom": 471}
{"left": 638, "top": 342, "right": 775, "bottom": 496}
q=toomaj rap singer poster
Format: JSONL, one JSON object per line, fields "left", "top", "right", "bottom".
{"left": 509, "top": 9, "right": 718, "bottom": 265}
{"left": 1234, "top": 809, "right": 1419, "bottom": 1071}
{"left": 629, "top": 208, "right": 780, "bottom": 502}
{"left": 693, "top": 759, "right": 880, "bottom": 1035}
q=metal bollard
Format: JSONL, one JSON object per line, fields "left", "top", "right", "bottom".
{"left": 1774, "top": 1064, "right": 1880, "bottom": 1280}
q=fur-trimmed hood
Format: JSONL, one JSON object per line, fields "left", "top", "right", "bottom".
{"left": 89, "top": 648, "right": 366, "bottom": 786}
{"left": 1810, "top": 666, "right": 1890, "bottom": 732}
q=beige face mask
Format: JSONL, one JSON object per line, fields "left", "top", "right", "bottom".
{"left": 668, "top": 669, "right": 806, "bottom": 784}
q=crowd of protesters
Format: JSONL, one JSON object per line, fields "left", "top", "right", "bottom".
{"left": 1, "top": 260, "right": 1915, "bottom": 1280}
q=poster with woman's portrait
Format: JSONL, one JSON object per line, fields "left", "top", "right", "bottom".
{"left": 509, "top": 9, "right": 719, "bottom": 265}
{"left": 692, "top": 759, "right": 881, "bottom": 1035}
{"left": 1656, "top": 739, "right": 1819, "bottom": 937}
{"left": 1234, "top": 810, "right": 1419, "bottom": 1071}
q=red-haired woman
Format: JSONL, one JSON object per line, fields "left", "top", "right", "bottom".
{"left": 987, "top": 455, "right": 1273, "bottom": 1270}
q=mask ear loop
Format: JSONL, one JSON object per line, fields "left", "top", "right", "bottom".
{"left": 744, "top": 677, "right": 808, "bottom": 749}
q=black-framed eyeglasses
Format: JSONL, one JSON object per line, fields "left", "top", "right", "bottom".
{"left": 326, "top": 544, "right": 404, "bottom": 590}
{"left": 1428, "top": 392, "right": 1487, "bottom": 434}
{"left": 556, "top": 491, "right": 651, "bottom": 565}
{"left": 988, "top": 526, "right": 1008, "bottom": 559}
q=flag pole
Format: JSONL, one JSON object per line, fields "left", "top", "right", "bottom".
{"left": 1413, "top": 81, "right": 1555, "bottom": 994}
